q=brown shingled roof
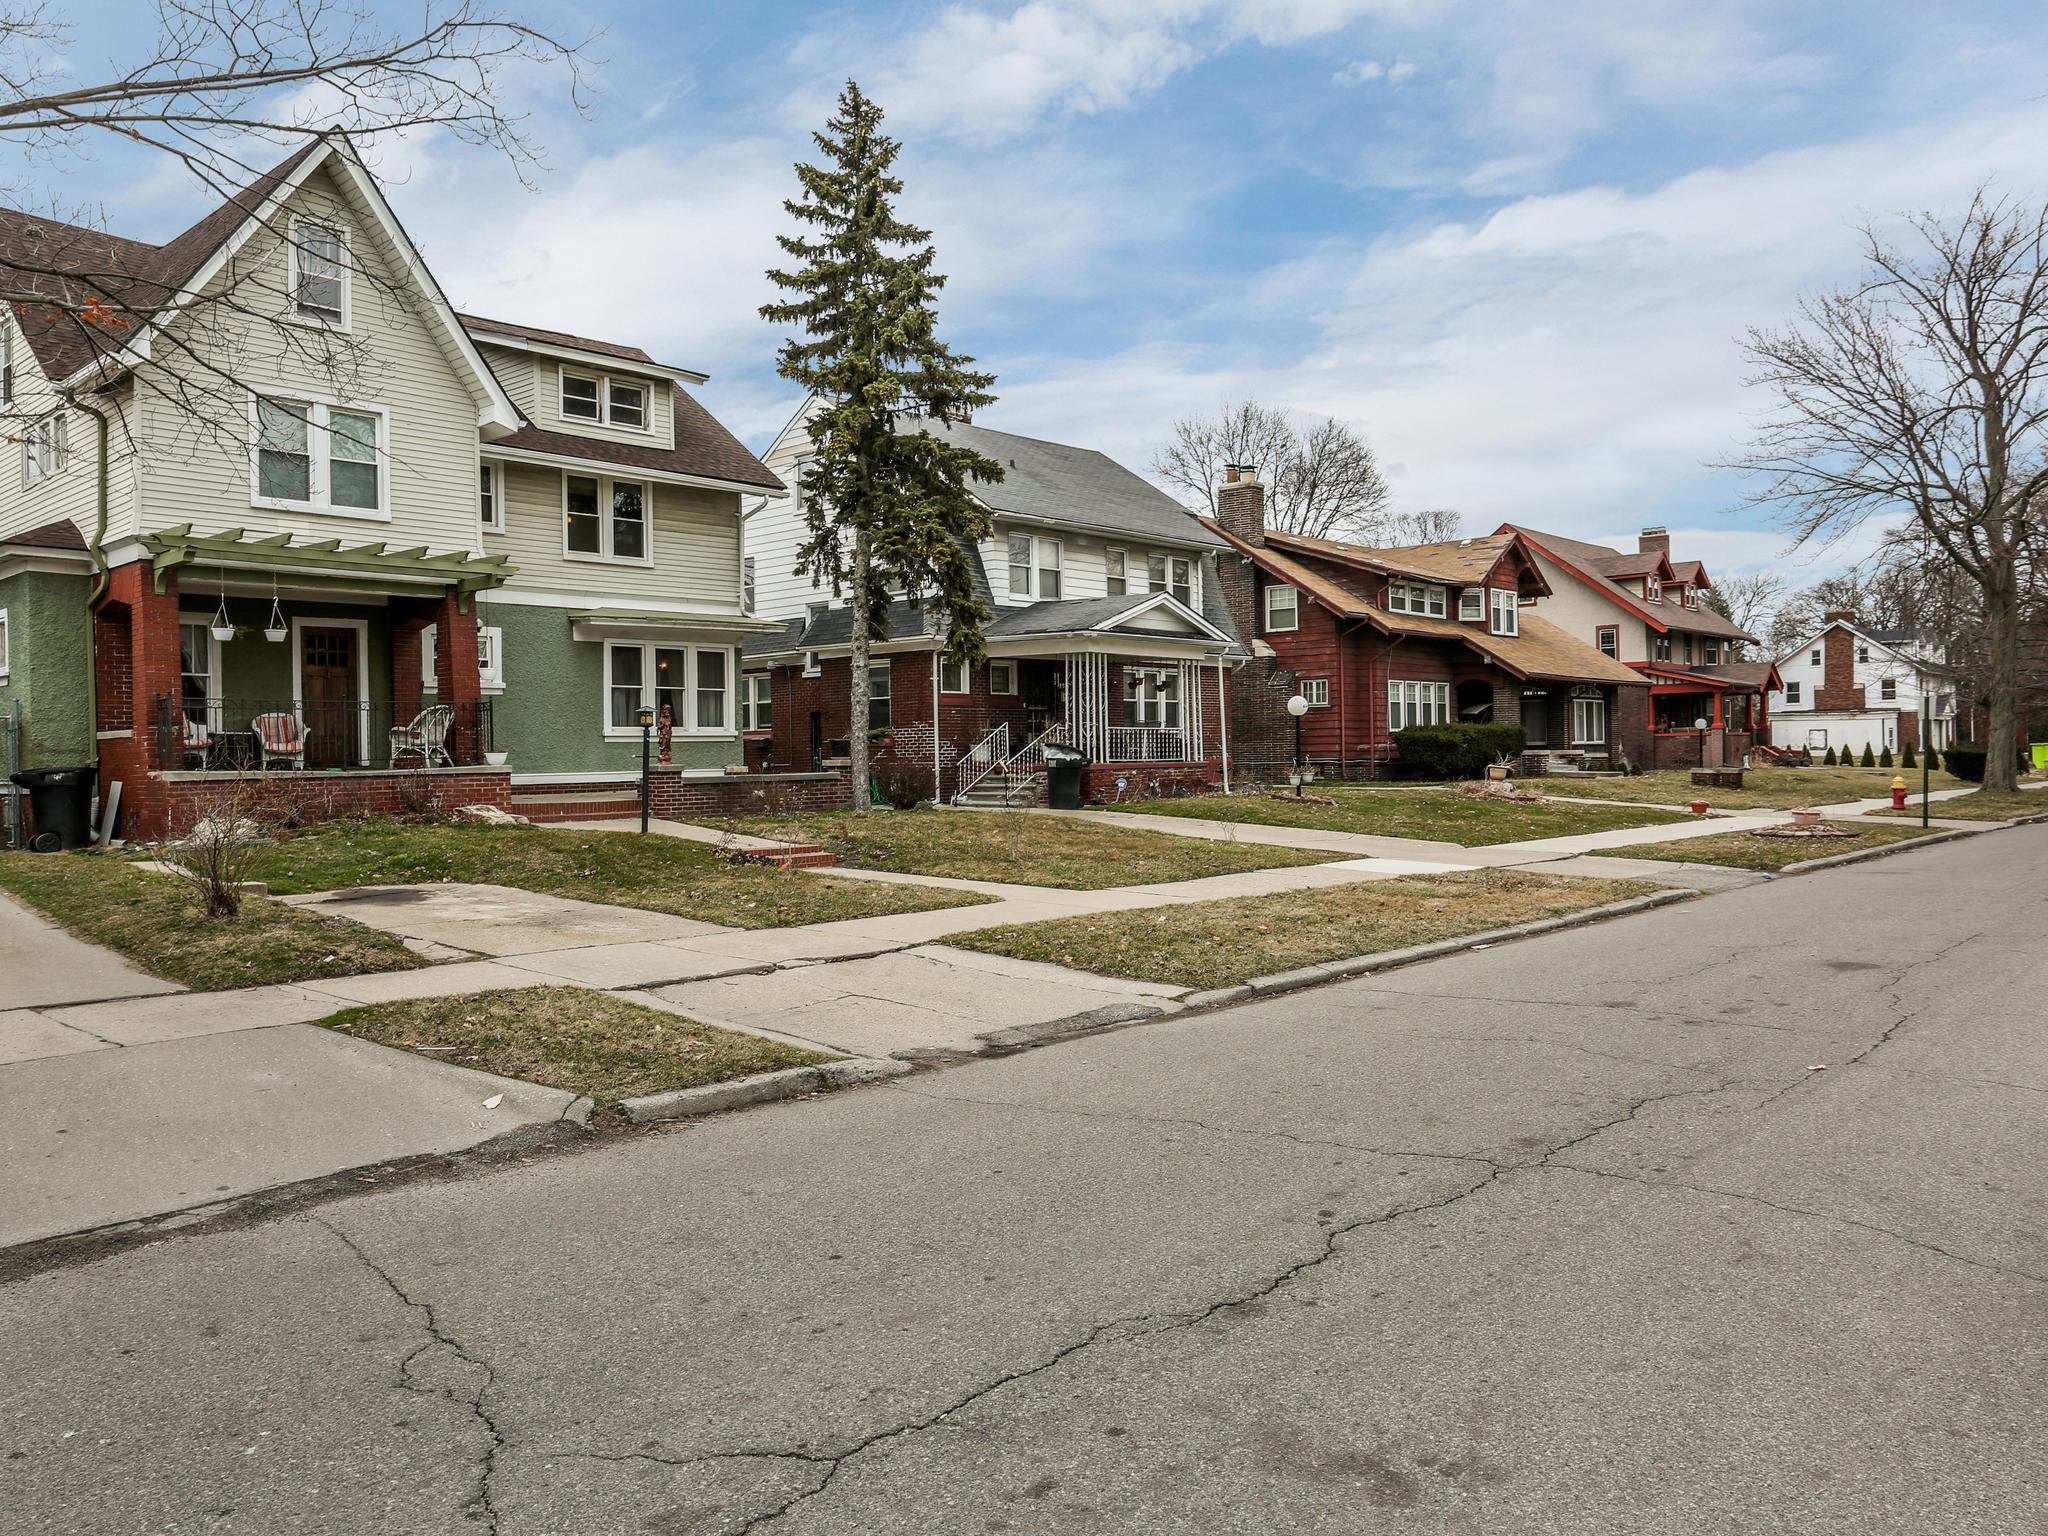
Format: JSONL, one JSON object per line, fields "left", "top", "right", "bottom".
{"left": 1, "top": 518, "right": 86, "bottom": 550}
{"left": 1263, "top": 528, "right": 1526, "bottom": 585}
{"left": 492, "top": 388, "right": 782, "bottom": 492}
{"left": 457, "top": 312, "right": 661, "bottom": 368}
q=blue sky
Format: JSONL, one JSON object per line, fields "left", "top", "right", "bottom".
{"left": 67, "top": 0, "right": 2048, "bottom": 577}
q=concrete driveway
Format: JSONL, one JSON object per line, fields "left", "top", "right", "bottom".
{"left": 2, "top": 825, "right": 2040, "bottom": 1532}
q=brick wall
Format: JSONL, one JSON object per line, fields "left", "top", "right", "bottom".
{"left": 148, "top": 768, "right": 515, "bottom": 840}
{"left": 92, "top": 560, "right": 185, "bottom": 839}
{"left": 1814, "top": 622, "right": 1865, "bottom": 711}
{"left": 1083, "top": 760, "right": 1221, "bottom": 802}
{"left": 1615, "top": 683, "right": 1653, "bottom": 769}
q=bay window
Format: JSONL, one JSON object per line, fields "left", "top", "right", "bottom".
{"left": 252, "top": 397, "right": 384, "bottom": 515}
{"left": 1388, "top": 680, "right": 1451, "bottom": 730}
{"left": 605, "top": 643, "right": 731, "bottom": 736}
{"left": 565, "top": 474, "right": 649, "bottom": 562}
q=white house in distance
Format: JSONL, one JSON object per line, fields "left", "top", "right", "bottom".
{"left": 1766, "top": 608, "right": 1957, "bottom": 758}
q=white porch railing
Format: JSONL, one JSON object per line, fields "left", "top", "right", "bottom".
{"left": 950, "top": 722, "right": 1012, "bottom": 802}
{"left": 953, "top": 722, "right": 1068, "bottom": 804}
{"left": 1103, "top": 725, "right": 1193, "bottom": 762}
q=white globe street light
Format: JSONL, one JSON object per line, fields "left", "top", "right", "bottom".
{"left": 1286, "top": 693, "right": 1309, "bottom": 794}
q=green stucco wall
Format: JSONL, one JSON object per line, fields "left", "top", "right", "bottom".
{"left": 0, "top": 568, "right": 94, "bottom": 769}
{"left": 202, "top": 594, "right": 395, "bottom": 704}
{"left": 479, "top": 601, "right": 743, "bottom": 775}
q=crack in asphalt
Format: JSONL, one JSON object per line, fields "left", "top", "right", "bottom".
{"left": 320, "top": 1220, "right": 507, "bottom": 1531}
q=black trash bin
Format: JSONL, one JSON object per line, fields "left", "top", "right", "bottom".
{"left": 1042, "top": 743, "right": 1090, "bottom": 811}
{"left": 11, "top": 765, "right": 96, "bottom": 852}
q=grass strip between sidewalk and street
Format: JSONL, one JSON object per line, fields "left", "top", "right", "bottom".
{"left": 238, "top": 820, "right": 993, "bottom": 927}
{"left": 1110, "top": 785, "right": 1690, "bottom": 845}
{"left": 321, "top": 986, "right": 833, "bottom": 1106}
{"left": 696, "top": 807, "right": 1335, "bottom": 888}
{"left": 0, "top": 852, "right": 422, "bottom": 990}
{"left": 949, "top": 869, "right": 1660, "bottom": 991}
{"left": 1524, "top": 765, "right": 1969, "bottom": 811}
{"left": 1866, "top": 790, "right": 2046, "bottom": 822}
{"left": 1599, "top": 822, "right": 1943, "bottom": 871}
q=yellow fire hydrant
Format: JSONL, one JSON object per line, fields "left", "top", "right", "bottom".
{"left": 1891, "top": 775, "right": 1908, "bottom": 809}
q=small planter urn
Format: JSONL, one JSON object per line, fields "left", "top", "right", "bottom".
{"left": 1690, "top": 800, "right": 1710, "bottom": 815}
{"left": 1790, "top": 807, "right": 1821, "bottom": 829}
{"left": 1487, "top": 764, "right": 1510, "bottom": 782}
{"left": 483, "top": 750, "right": 510, "bottom": 767}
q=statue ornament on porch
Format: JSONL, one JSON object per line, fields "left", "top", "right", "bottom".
{"left": 657, "top": 704, "right": 674, "bottom": 766}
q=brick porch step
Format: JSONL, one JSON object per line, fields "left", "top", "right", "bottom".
{"left": 753, "top": 846, "right": 839, "bottom": 870}
{"left": 510, "top": 791, "right": 640, "bottom": 824}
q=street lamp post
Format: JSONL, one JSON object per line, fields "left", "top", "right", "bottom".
{"left": 1286, "top": 693, "right": 1309, "bottom": 796}
{"left": 637, "top": 705, "right": 655, "bottom": 834}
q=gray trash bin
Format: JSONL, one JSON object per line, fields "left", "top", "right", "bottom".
{"left": 1042, "top": 743, "right": 1090, "bottom": 810}
{"left": 11, "top": 765, "right": 96, "bottom": 851}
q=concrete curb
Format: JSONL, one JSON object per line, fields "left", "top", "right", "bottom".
{"left": 1776, "top": 827, "right": 1982, "bottom": 875}
{"left": 972, "top": 999, "right": 1172, "bottom": 1054}
{"left": 1178, "top": 889, "right": 1699, "bottom": 1009}
{"left": 617, "top": 1056, "right": 910, "bottom": 1123}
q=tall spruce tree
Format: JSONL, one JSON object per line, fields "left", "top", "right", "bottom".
{"left": 762, "top": 82, "right": 1001, "bottom": 811}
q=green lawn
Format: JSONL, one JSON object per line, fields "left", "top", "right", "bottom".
{"left": 1527, "top": 765, "right": 1969, "bottom": 811}
{"left": 1868, "top": 790, "right": 2047, "bottom": 822}
{"left": 322, "top": 987, "right": 831, "bottom": 1106}
{"left": 695, "top": 808, "right": 1335, "bottom": 888}
{"left": 949, "top": 869, "right": 1665, "bottom": 991}
{"left": 1111, "top": 784, "right": 1690, "bottom": 846}
{"left": 1602, "top": 823, "right": 1944, "bottom": 871}
{"left": 0, "top": 852, "right": 422, "bottom": 990}
{"left": 236, "top": 820, "right": 992, "bottom": 928}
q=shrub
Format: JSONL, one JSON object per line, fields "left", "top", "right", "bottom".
{"left": 1943, "top": 745, "right": 1987, "bottom": 782}
{"left": 1390, "top": 722, "right": 1527, "bottom": 779}
{"left": 1878, "top": 747, "right": 1893, "bottom": 767}
{"left": 1900, "top": 741, "right": 1917, "bottom": 769}
{"left": 1823, "top": 746, "right": 1838, "bottom": 765}
{"left": 1859, "top": 743, "right": 1877, "bottom": 767}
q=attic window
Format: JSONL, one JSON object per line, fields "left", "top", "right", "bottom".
{"left": 1645, "top": 575, "right": 1662, "bottom": 602}
{"left": 1387, "top": 581, "right": 1445, "bottom": 617}
{"left": 1458, "top": 589, "right": 1483, "bottom": 621}
{"left": 291, "top": 219, "right": 348, "bottom": 325}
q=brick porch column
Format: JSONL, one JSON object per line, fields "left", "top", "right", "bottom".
{"left": 430, "top": 588, "right": 483, "bottom": 761}
{"left": 94, "top": 560, "right": 183, "bottom": 838}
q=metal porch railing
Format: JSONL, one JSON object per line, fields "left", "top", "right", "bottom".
{"left": 154, "top": 694, "right": 496, "bottom": 772}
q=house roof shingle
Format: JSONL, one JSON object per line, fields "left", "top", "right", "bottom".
{"left": 1502, "top": 523, "right": 1759, "bottom": 643}
{"left": 458, "top": 312, "right": 661, "bottom": 368}
{"left": 1263, "top": 529, "right": 1523, "bottom": 585}
{"left": 0, "top": 518, "right": 86, "bottom": 550}
{"left": 491, "top": 386, "right": 782, "bottom": 491}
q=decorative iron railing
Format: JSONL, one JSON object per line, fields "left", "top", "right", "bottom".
{"left": 953, "top": 722, "right": 1068, "bottom": 805}
{"left": 154, "top": 695, "right": 496, "bottom": 773}
{"left": 1104, "top": 725, "right": 1193, "bottom": 762}
{"left": 949, "top": 722, "right": 1012, "bottom": 802}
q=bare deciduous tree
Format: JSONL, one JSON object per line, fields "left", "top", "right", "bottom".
{"left": 1727, "top": 188, "right": 2048, "bottom": 790}
{"left": 1384, "top": 507, "right": 1463, "bottom": 545}
{"left": 1703, "top": 569, "right": 1789, "bottom": 637}
{"left": 1152, "top": 398, "right": 1394, "bottom": 541}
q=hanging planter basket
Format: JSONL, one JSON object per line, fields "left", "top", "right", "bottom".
{"left": 210, "top": 620, "right": 237, "bottom": 643}
{"left": 264, "top": 589, "right": 288, "bottom": 643}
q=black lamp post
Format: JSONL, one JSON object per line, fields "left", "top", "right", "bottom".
{"left": 637, "top": 705, "right": 655, "bottom": 834}
{"left": 1286, "top": 693, "right": 1309, "bottom": 795}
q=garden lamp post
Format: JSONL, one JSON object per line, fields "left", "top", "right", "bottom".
{"left": 1287, "top": 693, "right": 1310, "bottom": 795}
{"left": 637, "top": 705, "right": 655, "bottom": 834}
{"left": 1695, "top": 716, "right": 1708, "bottom": 768}
{"left": 1922, "top": 711, "right": 1931, "bottom": 829}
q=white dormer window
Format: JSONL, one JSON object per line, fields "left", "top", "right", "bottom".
{"left": 1490, "top": 587, "right": 1519, "bottom": 636}
{"left": 291, "top": 219, "right": 349, "bottom": 326}
{"left": 1645, "top": 575, "right": 1662, "bottom": 602}
{"left": 560, "top": 369, "right": 654, "bottom": 431}
{"left": 561, "top": 373, "right": 600, "bottom": 420}
{"left": 1458, "top": 589, "right": 1483, "bottom": 621}
{"left": 1388, "top": 581, "right": 1445, "bottom": 616}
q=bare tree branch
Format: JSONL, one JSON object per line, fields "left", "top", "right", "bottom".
{"left": 1152, "top": 399, "right": 1394, "bottom": 540}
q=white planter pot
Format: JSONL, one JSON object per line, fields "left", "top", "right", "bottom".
{"left": 483, "top": 751, "right": 510, "bottom": 767}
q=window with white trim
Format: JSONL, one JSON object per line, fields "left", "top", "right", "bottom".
{"left": 477, "top": 626, "right": 503, "bottom": 690}
{"left": 564, "top": 474, "right": 649, "bottom": 563}
{"left": 1146, "top": 553, "right": 1168, "bottom": 593}
{"left": 1703, "top": 640, "right": 1720, "bottom": 665}
{"left": 605, "top": 643, "right": 729, "bottom": 735}
{"left": 741, "top": 556, "right": 756, "bottom": 614}
{"left": 1489, "top": 587, "right": 1518, "bottom": 636}
{"left": 1387, "top": 581, "right": 1445, "bottom": 617}
{"left": 1571, "top": 694, "right": 1608, "bottom": 744}
{"left": 1, "top": 324, "right": 12, "bottom": 405}
{"left": 1169, "top": 557, "right": 1193, "bottom": 607}
{"left": 1458, "top": 589, "right": 1483, "bottom": 622}
{"left": 1856, "top": 643, "right": 1869, "bottom": 663}
{"left": 1105, "top": 549, "right": 1127, "bottom": 597}
{"left": 741, "top": 674, "right": 773, "bottom": 731}
{"left": 1387, "top": 680, "right": 1451, "bottom": 730}
{"left": 1785, "top": 681, "right": 1802, "bottom": 703}
{"left": 1880, "top": 676, "right": 1897, "bottom": 701}
{"left": 1037, "top": 539, "right": 1063, "bottom": 598}
{"left": 252, "top": 398, "right": 383, "bottom": 514}
{"left": 290, "top": 219, "right": 348, "bottom": 325}
{"left": 1596, "top": 625, "right": 1619, "bottom": 658}
{"left": 989, "top": 660, "right": 1016, "bottom": 694}
{"left": 1264, "top": 583, "right": 1298, "bottom": 632}
{"left": 23, "top": 413, "right": 64, "bottom": 483}
{"left": 868, "top": 662, "right": 892, "bottom": 730}
{"left": 177, "top": 620, "right": 218, "bottom": 726}
{"left": 1122, "top": 668, "right": 1181, "bottom": 728}
{"left": 1301, "top": 678, "right": 1330, "bottom": 706}
{"left": 479, "top": 463, "right": 502, "bottom": 530}
{"left": 1645, "top": 575, "right": 1662, "bottom": 602}
{"left": 940, "top": 657, "right": 968, "bottom": 694}
{"left": 558, "top": 369, "right": 655, "bottom": 431}
{"left": 0, "top": 608, "right": 8, "bottom": 681}
{"left": 1811, "top": 649, "right": 1822, "bottom": 667}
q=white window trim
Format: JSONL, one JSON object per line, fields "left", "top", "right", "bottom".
{"left": 1302, "top": 678, "right": 1330, "bottom": 707}
{"left": 477, "top": 625, "right": 504, "bottom": 694}
{"left": 287, "top": 216, "right": 351, "bottom": 331}
{"left": 939, "top": 656, "right": 970, "bottom": 694}
{"left": 988, "top": 660, "right": 1017, "bottom": 695}
{"left": 0, "top": 606, "right": 8, "bottom": 682}
{"left": 1038, "top": 538, "right": 1063, "bottom": 600}
{"left": 1490, "top": 586, "right": 1519, "bottom": 636}
{"left": 1596, "top": 625, "right": 1619, "bottom": 658}
{"left": 1571, "top": 694, "right": 1609, "bottom": 745}
{"left": 1105, "top": 548, "right": 1128, "bottom": 597}
{"left": 22, "top": 411, "right": 64, "bottom": 484}
{"left": 1458, "top": 589, "right": 1484, "bottom": 622}
{"left": 1264, "top": 583, "right": 1299, "bottom": 632}
{"left": 248, "top": 393, "right": 390, "bottom": 521}
{"left": 741, "top": 673, "right": 773, "bottom": 731}
{"left": 563, "top": 472, "right": 655, "bottom": 567}
{"left": 741, "top": 555, "right": 756, "bottom": 614}
{"left": 1387, "top": 581, "right": 1446, "bottom": 617}
{"left": 1645, "top": 575, "right": 1662, "bottom": 602}
{"left": 559, "top": 367, "right": 654, "bottom": 433}
{"left": 802, "top": 650, "right": 821, "bottom": 678}
{"left": 1785, "top": 681, "right": 1802, "bottom": 704}
{"left": 601, "top": 640, "right": 734, "bottom": 739}
{"left": 1388, "top": 679, "right": 1452, "bottom": 730}
{"left": 479, "top": 460, "right": 507, "bottom": 533}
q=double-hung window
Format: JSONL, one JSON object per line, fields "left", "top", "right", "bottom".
{"left": 253, "top": 397, "right": 383, "bottom": 515}
{"left": 1037, "top": 539, "right": 1062, "bottom": 598}
{"left": 989, "top": 661, "right": 1016, "bottom": 694}
{"left": 607, "top": 380, "right": 647, "bottom": 428}
{"left": 1654, "top": 633, "right": 1672, "bottom": 661}
{"left": 741, "top": 674, "right": 773, "bottom": 731}
{"left": 1571, "top": 694, "right": 1608, "bottom": 745}
{"left": 1704, "top": 640, "right": 1720, "bottom": 665}
{"left": 1811, "top": 649, "right": 1822, "bottom": 667}
{"left": 1596, "top": 625, "right": 1619, "bottom": 658}
{"left": 23, "top": 413, "right": 64, "bottom": 483}
{"left": 1006, "top": 535, "right": 1061, "bottom": 598}
{"left": 1880, "top": 676, "right": 1897, "bottom": 701}
{"left": 1645, "top": 576, "right": 1662, "bottom": 602}
{"left": 1264, "top": 584, "right": 1298, "bottom": 632}
{"left": 940, "top": 657, "right": 969, "bottom": 694}
{"left": 868, "top": 663, "right": 892, "bottom": 730}
{"left": 1387, "top": 680, "right": 1451, "bottom": 730}
{"left": 1489, "top": 587, "right": 1519, "bottom": 635}
{"left": 477, "top": 627, "right": 504, "bottom": 690}
{"left": 1785, "top": 681, "right": 1802, "bottom": 704}
{"left": 1146, "top": 554, "right": 1167, "bottom": 594}
{"left": 1008, "top": 533, "right": 1033, "bottom": 596}
{"left": 564, "top": 475, "right": 649, "bottom": 562}
{"left": 1387, "top": 582, "right": 1446, "bottom": 617}
{"left": 606, "top": 643, "right": 730, "bottom": 735}
{"left": 1169, "top": 557, "right": 1193, "bottom": 607}
{"left": 479, "top": 463, "right": 502, "bottom": 530}
{"left": 1105, "top": 549, "right": 1127, "bottom": 597}
{"left": 291, "top": 220, "right": 348, "bottom": 325}
{"left": 1122, "top": 669, "right": 1181, "bottom": 728}
{"left": 1459, "top": 589, "right": 1484, "bottom": 622}
{"left": 178, "top": 621, "right": 217, "bottom": 729}
{"left": 741, "top": 557, "right": 756, "bottom": 614}
{"left": 1, "top": 324, "right": 12, "bottom": 405}
{"left": 559, "top": 370, "right": 653, "bottom": 430}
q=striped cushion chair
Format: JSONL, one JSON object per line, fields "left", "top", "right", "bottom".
{"left": 251, "top": 713, "right": 305, "bottom": 770}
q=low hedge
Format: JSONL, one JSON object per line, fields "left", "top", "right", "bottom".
{"left": 1942, "top": 745, "right": 1987, "bottom": 782}
{"left": 1391, "top": 722, "right": 1528, "bottom": 779}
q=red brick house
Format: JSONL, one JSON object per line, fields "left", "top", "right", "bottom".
{"left": 1207, "top": 472, "right": 1650, "bottom": 776}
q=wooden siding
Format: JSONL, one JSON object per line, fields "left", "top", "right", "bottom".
{"left": 496, "top": 462, "right": 743, "bottom": 604}
{"left": 479, "top": 342, "right": 536, "bottom": 418}
{"left": 0, "top": 315, "right": 144, "bottom": 544}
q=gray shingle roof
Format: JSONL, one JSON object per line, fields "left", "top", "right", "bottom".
{"left": 900, "top": 416, "right": 1222, "bottom": 549}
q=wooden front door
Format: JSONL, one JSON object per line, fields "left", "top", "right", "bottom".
{"left": 301, "top": 627, "right": 360, "bottom": 767}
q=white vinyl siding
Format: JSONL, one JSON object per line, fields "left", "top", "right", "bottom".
{"left": 498, "top": 464, "right": 743, "bottom": 602}
{"left": 536, "top": 359, "right": 674, "bottom": 450}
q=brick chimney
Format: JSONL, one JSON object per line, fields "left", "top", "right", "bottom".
{"left": 1216, "top": 464, "right": 1266, "bottom": 548}
{"left": 1813, "top": 617, "right": 1865, "bottom": 711}
{"left": 1638, "top": 526, "right": 1670, "bottom": 558}
{"left": 1822, "top": 607, "right": 1856, "bottom": 625}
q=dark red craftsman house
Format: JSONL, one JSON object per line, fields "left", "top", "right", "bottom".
{"left": 1206, "top": 472, "right": 1650, "bottom": 776}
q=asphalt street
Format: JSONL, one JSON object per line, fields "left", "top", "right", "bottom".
{"left": 5, "top": 826, "right": 2045, "bottom": 1534}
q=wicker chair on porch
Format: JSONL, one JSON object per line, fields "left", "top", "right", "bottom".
{"left": 388, "top": 704, "right": 455, "bottom": 768}
{"left": 251, "top": 712, "right": 305, "bottom": 770}
{"left": 178, "top": 714, "right": 211, "bottom": 769}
